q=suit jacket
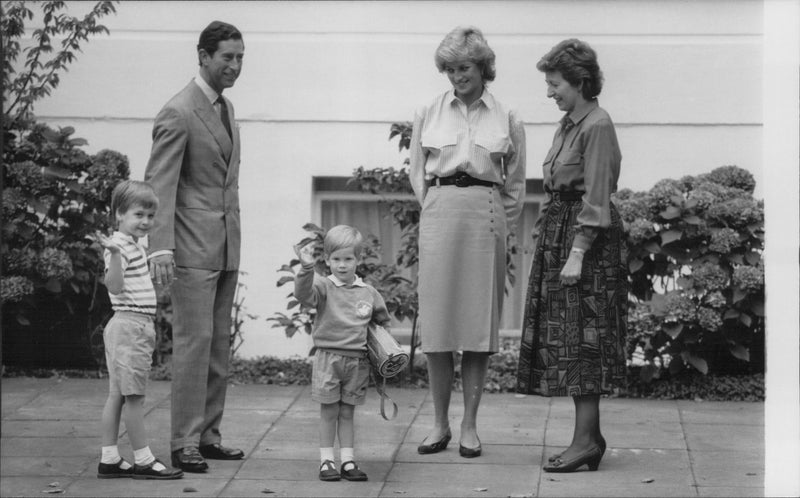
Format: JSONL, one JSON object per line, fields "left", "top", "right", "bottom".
{"left": 145, "top": 80, "right": 241, "bottom": 271}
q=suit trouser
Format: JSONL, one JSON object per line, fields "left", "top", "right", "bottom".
{"left": 170, "top": 266, "right": 238, "bottom": 451}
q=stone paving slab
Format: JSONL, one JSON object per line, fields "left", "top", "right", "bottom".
{"left": 0, "top": 377, "right": 766, "bottom": 497}
{"left": 221, "top": 478, "right": 385, "bottom": 498}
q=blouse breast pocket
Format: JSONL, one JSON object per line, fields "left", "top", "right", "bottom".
{"left": 555, "top": 149, "right": 583, "bottom": 168}
{"left": 421, "top": 131, "right": 457, "bottom": 153}
{"left": 474, "top": 133, "right": 511, "bottom": 162}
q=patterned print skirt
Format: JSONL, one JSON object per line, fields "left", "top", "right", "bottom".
{"left": 516, "top": 195, "right": 628, "bottom": 396}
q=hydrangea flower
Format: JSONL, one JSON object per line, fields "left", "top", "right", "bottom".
{"left": 613, "top": 189, "right": 652, "bottom": 223}
{"left": 1, "top": 275, "right": 35, "bottom": 303}
{"left": 704, "top": 165, "right": 756, "bottom": 193}
{"left": 664, "top": 292, "right": 696, "bottom": 322}
{"left": 35, "top": 247, "right": 74, "bottom": 281}
{"left": 2, "top": 188, "right": 26, "bottom": 217}
{"left": 708, "top": 228, "right": 741, "bottom": 254}
{"left": 697, "top": 306, "right": 723, "bottom": 332}
{"left": 692, "top": 262, "right": 729, "bottom": 291}
{"left": 4, "top": 248, "right": 37, "bottom": 273}
{"left": 626, "top": 218, "right": 656, "bottom": 244}
{"left": 733, "top": 265, "right": 764, "bottom": 292}
{"left": 707, "top": 197, "right": 763, "bottom": 228}
{"left": 649, "top": 178, "right": 685, "bottom": 214}
{"left": 703, "top": 290, "right": 727, "bottom": 309}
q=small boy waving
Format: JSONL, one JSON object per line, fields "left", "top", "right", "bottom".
{"left": 94, "top": 180, "right": 183, "bottom": 480}
{"left": 294, "top": 225, "right": 391, "bottom": 482}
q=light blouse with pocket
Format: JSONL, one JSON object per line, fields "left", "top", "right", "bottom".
{"left": 409, "top": 89, "right": 527, "bottom": 231}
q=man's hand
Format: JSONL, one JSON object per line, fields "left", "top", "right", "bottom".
{"left": 293, "top": 241, "right": 317, "bottom": 267}
{"left": 149, "top": 253, "right": 175, "bottom": 286}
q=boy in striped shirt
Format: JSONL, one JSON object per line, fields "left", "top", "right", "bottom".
{"left": 94, "top": 180, "right": 183, "bottom": 480}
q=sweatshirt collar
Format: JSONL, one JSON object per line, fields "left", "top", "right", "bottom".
{"left": 327, "top": 274, "right": 367, "bottom": 288}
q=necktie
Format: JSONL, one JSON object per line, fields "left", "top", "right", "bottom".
{"left": 560, "top": 116, "right": 574, "bottom": 134}
{"left": 216, "top": 96, "right": 232, "bottom": 138}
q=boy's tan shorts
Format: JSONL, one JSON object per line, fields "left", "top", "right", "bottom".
{"left": 104, "top": 311, "right": 156, "bottom": 396}
{"left": 311, "top": 349, "right": 370, "bottom": 406}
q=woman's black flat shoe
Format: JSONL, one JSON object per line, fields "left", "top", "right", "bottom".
{"left": 458, "top": 443, "right": 482, "bottom": 458}
{"left": 417, "top": 428, "right": 452, "bottom": 454}
{"left": 543, "top": 444, "right": 603, "bottom": 473}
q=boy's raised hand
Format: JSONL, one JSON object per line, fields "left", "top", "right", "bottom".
{"left": 92, "top": 230, "right": 121, "bottom": 254}
{"left": 293, "top": 240, "right": 317, "bottom": 267}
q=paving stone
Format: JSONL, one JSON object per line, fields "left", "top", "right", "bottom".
{"left": 684, "top": 423, "right": 763, "bottom": 451}
{"left": 384, "top": 462, "right": 538, "bottom": 497}
{"left": 677, "top": 400, "right": 764, "bottom": 425}
{"left": 1, "top": 419, "right": 103, "bottom": 438}
{"left": 0, "top": 436, "right": 99, "bottom": 457}
{"left": 65, "top": 475, "right": 230, "bottom": 496}
{"left": 251, "top": 439, "right": 321, "bottom": 461}
{"left": 0, "top": 379, "right": 767, "bottom": 498}
{"left": 696, "top": 485, "right": 764, "bottom": 497}
{"left": 0, "top": 456, "right": 93, "bottom": 477}
{"left": 234, "top": 458, "right": 392, "bottom": 482}
{"left": 690, "top": 450, "right": 764, "bottom": 488}
{"left": 0, "top": 476, "right": 76, "bottom": 497}
{"left": 220, "top": 477, "right": 384, "bottom": 497}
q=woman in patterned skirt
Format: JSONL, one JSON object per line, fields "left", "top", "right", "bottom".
{"left": 516, "top": 39, "right": 627, "bottom": 473}
{"left": 410, "top": 26, "right": 526, "bottom": 458}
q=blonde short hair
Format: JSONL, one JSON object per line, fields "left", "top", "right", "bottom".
{"left": 434, "top": 26, "right": 496, "bottom": 82}
{"left": 111, "top": 180, "right": 158, "bottom": 225}
{"left": 323, "top": 225, "right": 364, "bottom": 258}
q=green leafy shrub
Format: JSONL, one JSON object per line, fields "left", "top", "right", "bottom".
{"left": 1, "top": 1, "right": 120, "bottom": 368}
{"left": 615, "top": 166, "right": 764, "bottom": 381}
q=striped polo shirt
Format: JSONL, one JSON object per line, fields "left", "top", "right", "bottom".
{"left": 104, "top": 231, "right": 157, "bottom": 316}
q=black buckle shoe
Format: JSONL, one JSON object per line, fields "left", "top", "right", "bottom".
{"left": 340, "top": 461, "right": 368, "bottom": 481}
{"left": 97, "top": 459, "right": 133, "bottom": 479}
{"left": 132, "top": 459, "right": 184, "bottom": 480}
{"left": 319, "top": 460, "right": 340, "bottom": 481}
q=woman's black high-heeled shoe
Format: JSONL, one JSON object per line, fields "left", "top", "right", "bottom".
{"left": 548, "top": 435, "right": 606, "bottom": 463}
{"left": 417, "top": 428, "right": 452, "bottom": 454}
{"left": 543, "top": 444, "right": 603, "bottom": 473}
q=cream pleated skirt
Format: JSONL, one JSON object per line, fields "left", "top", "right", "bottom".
{"left": 417, "top": 184, "right": 507, "bottom": 353}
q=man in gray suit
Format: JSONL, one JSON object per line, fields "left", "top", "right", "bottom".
{"left": 145, "top": 20, "right": 245, "bottom": 473}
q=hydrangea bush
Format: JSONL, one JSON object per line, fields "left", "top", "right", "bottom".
{"left": 614, "top": 166, "right": 764, "bottom": 380}
{"left": 2, "top": 1, "right": 121, "bottom": 367}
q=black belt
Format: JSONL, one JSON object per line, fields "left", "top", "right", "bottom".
{"left": 551, "top": 191, "right": 584, "bottom": 201}
{"left": 429, "top": 172, "right": 496, "bottom": 188}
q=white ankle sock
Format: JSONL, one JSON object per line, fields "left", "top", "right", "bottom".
{"left": 101, "top": 445, "right": 130, "bottom": 467}
{"left": 133, "top": 446, "right": 165, "bottom": 471}
{"left": 320, "top": 447, "right": 335, "bottom": 464}
{"left": 340, "top": 447, "right": 354, "bottom": 465}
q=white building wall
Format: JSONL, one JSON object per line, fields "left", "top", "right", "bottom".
{"left": 28, "top": 0, "right": 764, "bottom": 358}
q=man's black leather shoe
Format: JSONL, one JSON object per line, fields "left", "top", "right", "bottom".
{"left": 171, "top": 447, "right": 209, "bottom": 473}
{"left": 199, "top": 443, "right": 244, "bottom": 460}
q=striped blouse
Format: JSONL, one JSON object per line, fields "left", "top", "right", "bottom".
{"left": 409, "top": 88, "right": 527, "bottom": 231}
{"left": 104, "top": 232, "right": 157, "bottom": 316}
